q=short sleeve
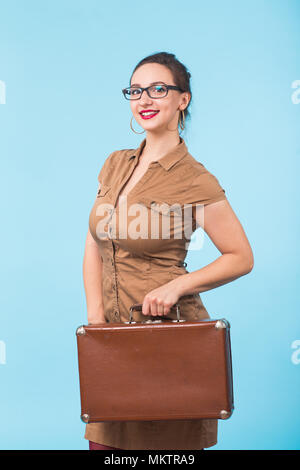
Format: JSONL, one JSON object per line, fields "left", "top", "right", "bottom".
{"left": 190, "top": 169, "right": 227, "bottom": 206}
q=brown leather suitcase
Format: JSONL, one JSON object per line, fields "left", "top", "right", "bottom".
{"left": 76, "top": 303, "right": 234, "bottom": 424}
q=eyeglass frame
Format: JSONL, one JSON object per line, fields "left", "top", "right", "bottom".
{"left": 122, "top": 83, "right": 185, "bottom": 100}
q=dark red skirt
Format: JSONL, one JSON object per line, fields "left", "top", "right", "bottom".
{"left": 89, "top": 440, "right": 204, "bottom": 451}
{"left": 89, "top": 440, "right": 122, "bottom": 450}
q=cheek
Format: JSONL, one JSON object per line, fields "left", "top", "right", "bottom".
{"left": 130, "top": 102, "right": 136, "bottom": 114}
{"left": 130, "top": 100, "right": 141, "bottom": 115}
{"left": 157, "top": 100, "right": 177, "bottom": 116}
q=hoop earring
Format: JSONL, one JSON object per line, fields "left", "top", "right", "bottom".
{"left": 179, "top": 109, "right": 185, "bottom": 131}
{"left": 130, "top": 116, "right": 145, "bottom": 134}
{"left": 166, "top": 109, "right": 186, "bottom": 134}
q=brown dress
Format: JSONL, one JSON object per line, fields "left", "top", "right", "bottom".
{"left": 85, "top": 136, "right": 227, "bottom": 450}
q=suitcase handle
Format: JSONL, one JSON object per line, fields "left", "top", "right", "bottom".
{"left": 128, "top": 303, "right": 183, "bottom": 323}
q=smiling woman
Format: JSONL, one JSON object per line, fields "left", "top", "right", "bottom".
{"left": 126, "top": 54, "right": 191, "bottom": 138}
{"left": 122, "top": 82, "right": 186, "bottom": 122}
{"left": 82, "top": 51, "right": 253, "bottom": 451}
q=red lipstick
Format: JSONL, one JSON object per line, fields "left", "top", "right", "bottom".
{"left": 139, "top": 110, "right": 160, "bottom": 120}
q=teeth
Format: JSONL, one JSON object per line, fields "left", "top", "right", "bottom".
{"left": 142, "top": 111, "right": 158, "bottom": 116}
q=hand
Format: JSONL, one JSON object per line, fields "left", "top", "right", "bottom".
{"left": 142, "top": 280, "right": 181, "bottom": 317}
{"left": 88, "top": 319, "right": 106, "bottom": 325}
{"left": 87, "top": 307, "right": 106, "bottom": 325}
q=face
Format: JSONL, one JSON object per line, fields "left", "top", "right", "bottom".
{"left": 129, "top": 63, "right": 190, "bottom": 135}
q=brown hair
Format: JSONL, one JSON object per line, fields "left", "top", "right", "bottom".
{"left": 130, "top": 51, "right": 192, "bottom": 132}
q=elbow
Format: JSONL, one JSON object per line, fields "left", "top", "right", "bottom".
{"left": 222, "top": 249, "right": 254, "bottom": 275}
{"left": 243, "top": 253, "right": 254, "bottom": 274}
{"left": 245, "top": 262, "right": 254, "bottom": 274}
{"left": 229, "top": 250, "right": 254, "bottom": 275}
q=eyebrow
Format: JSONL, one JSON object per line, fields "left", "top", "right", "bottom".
{"left": 130, "top": 81, "right": 166, "bottom": 87}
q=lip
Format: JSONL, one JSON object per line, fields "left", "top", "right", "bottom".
{"left": 139, "top": 110, "right": 160, "bottom": 120}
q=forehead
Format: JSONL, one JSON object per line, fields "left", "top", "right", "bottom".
{"left": 131, "top": 63, "right": 174, "bottom": 86}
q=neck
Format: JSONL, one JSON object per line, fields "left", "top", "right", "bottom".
{"left": 140, "top": 132, "right": 181, "bottom": 163}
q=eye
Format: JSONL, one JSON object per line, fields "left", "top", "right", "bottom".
{"left": 130, "top": 88, "right": 141, "bottom": 95}
{"left": 149, "top": 85, "right": 167, "bottom": 97}
{"left": 155, "top": 86, "right": 165, "bottom": 92}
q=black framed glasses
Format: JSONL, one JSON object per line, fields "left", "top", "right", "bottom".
{"left": 122, "top": 83, "right": 184, "bottom": 100}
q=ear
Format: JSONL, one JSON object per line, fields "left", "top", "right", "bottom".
{"left": 182, "top": 91, "right": 191, "bottom": 107}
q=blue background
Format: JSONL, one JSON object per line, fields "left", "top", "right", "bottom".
{"left": 0, "top": 0, "right": 299, "bottom": 450}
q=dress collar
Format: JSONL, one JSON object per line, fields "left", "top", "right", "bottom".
{"left": 127, "top": 136, "right": 188, "bottom": 171}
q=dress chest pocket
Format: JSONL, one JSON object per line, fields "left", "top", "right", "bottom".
{"left": 140, "top": 198, "right": 196, "bottom": 243}
{"left": 137, "top": 198, "right": 190, "bottom": 241}
{"left": 139, "top": 198, "right": 185, "bottom": 217}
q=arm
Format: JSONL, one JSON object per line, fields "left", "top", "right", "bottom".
{"left": 83, "top": 228, "right": 106, "bottom": 324}
{"left": 141, "top": 198, "right": 254, "bottom": 316}
{"left": 174, "top": 199, "right": 254, "bottom": 297}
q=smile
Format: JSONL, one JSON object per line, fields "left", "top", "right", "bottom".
{"left": 139, "top": 110, "right": 160, "bottom": 120}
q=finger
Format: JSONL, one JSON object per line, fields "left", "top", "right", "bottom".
{"left": 142, "top": 298, "right": 149, "bottom": 315}
{"left": 157, "top": 301, "right": 164, "bottom": 316}
{"left": 150, "top": 300, "right": 157, "bottom": 316}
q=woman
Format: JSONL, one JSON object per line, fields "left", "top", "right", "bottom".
{"left": 83, "top": 52, "right": 254, "bottom": 450}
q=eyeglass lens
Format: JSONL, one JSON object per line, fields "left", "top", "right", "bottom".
{"left": 125, "top": 85, "right": 168, "bottom": 100}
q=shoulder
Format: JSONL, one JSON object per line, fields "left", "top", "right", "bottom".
{"left": 97, "top": 148, "right": 133, "bottom": 183}
{"left": 183, "top": 151, "right": 209, "bottom": 175}
{"left": 184, "top": 151, "right": 224, "bottom": 182}
{"left": 181, "top": 152, "right": 227, "bottom": 205}
{"left": 100, "top": 148, "right": 131, "bottom": 170}
{"left": 103, "top": 148, "right": 135, "bottom": 166}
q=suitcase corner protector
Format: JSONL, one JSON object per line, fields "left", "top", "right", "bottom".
{"left": 76, "top": 325, "right": 86, "bottom": 336}
{"left": 81, "top": 413, "right": 90, "bottom": 423}
{"left": 215, "top": 319, "right": 230, "bottom": 329}
{"left": 220, "top": 409, "right": 233, "bottom": 419}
